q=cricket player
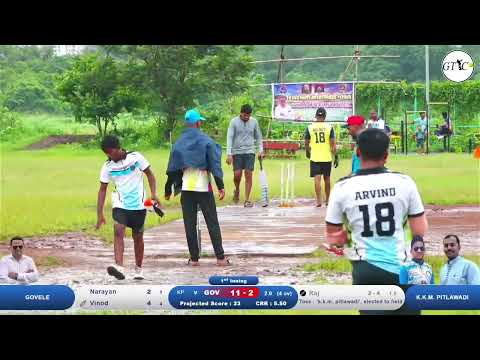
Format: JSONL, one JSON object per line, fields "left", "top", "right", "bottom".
{"left": 325, "top": 128, "right": 428, "bottom": 314}
{"left": 305, "top": 107, "right": 338, "bottom": 207}
{"left": 344, "top": 115, "right": 365, "bottom": 174}
{"left": 96, "top": 135, "right": 160, "bottom": 280}
{"left": 226, "top": 104, "right": 264, "bottom": 208}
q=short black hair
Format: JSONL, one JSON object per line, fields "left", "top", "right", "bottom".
{"left": 241, "top": 104, "right": 252, "bottom": 114}
{"left": 357, "top": 128, "right": 390, "bottom": 161}
{"left": 101, "top": 135, "right": 120, "bottom": 151}
{"left": 10, "top": 236, "right": 24, "bottom": 245}
{"left": 444, "top": 234, "right": 460, "bottom": 245}
{"left": 411, "top": 235, "right": 424, "bottom": 249}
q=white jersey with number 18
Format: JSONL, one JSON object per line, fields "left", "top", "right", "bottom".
{"left": 325, "top": 167, "right": 425, "bottom": 275}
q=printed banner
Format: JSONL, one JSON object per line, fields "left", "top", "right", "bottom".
{"left": 271, "top": 82, "right": 355, "bottom": 122}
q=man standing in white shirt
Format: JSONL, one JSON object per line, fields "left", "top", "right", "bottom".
{"left": 366, "top": 109, "right": 385, "bottom": 130}
{"left": 367, "top": 109, "right": 391, "bottom": 137}
{"left": 0, "top": 237, "right": 39, "bottom": 284}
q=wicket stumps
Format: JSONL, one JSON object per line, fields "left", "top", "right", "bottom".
{"left": 280, "top": 162, "right": 295, "bottom": 207}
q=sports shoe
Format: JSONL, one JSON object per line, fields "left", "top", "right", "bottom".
{"left": 133, "top": 266, "right": 144, "bottom": 280}
{"left": 107, "top": 264, "right": 125, "bottom": 280}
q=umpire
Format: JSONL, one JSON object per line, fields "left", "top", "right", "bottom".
{"left": 164, "top": 109, "right": 230, "bottom": 266}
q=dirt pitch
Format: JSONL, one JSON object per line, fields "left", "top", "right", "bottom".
{"left": 1, "top": 199, "right": 477, "bottom": 287}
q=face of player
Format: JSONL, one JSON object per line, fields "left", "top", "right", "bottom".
{"left": 103, "top": 147, "right": 124, "bottom": 162}
{"left": 11, "top": 239, "right": 24, "bottom": 260}
{"left": 443, "top": 237, "right": 460, "bottom": 260}
{"left": 240, "top": 112, "right": 251, "bottom": 122}
{"left": 411, "top": 241, "right": 425, "bottom": 260}
{"left": 370, "top": 111, "right": 378, "bottom": 121}
{"left": 420, "top": 112, "right": 426, "bottom": 119}
{"left": 348, "top": 124, "right": 362, "bottom": 138}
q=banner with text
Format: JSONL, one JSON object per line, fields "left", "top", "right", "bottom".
{"left": 271, "top": 82, "right": 355, "bottom": 122}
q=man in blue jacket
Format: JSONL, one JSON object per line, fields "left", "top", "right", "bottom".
{"left": 164, "top": 109, "right": 230, "bottom": 267}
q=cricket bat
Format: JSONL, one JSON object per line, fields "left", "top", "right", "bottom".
{"left": 259, "top": 158, "right": 269, "bottom": 207}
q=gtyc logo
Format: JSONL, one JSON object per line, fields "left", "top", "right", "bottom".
{"left": 442, "top": 50, "right": 475, "bottom": 82}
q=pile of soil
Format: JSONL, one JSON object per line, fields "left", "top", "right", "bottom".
{"left": 25, "top": 135, "right": 95, "bottom": 150}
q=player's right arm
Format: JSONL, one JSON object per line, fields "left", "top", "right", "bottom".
{"left": 96, "top": 183, "right": 108, "bottom": 229}
{"left": 226, "top": 119, "right": 235, "bottom": 165}
{"left": 304, "top": 127, "right": 311, "bottom": 158}
{"left": 96, "top": 163, "right": 110, "bottom": 230}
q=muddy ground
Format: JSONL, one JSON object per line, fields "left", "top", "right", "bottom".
{"left": 24, "top": 135, "right": 95, "bottom": 150}
{"left": 1, "top": 200, "right": 478, "bottom": 288}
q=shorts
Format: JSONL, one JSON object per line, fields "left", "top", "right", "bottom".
{"left": 310, "top": 161, "right": 332, "bottom": 177}
{"left": 112, "top": 208, "right": 147, "bottom": 233}
{"left": 233, "top": 153, "right": 255, "bottom": 171}
{"left": 416, "top": 138, "right": 425, "bottom": 148}
{"left": 351, "top": 260, "right": 420, "bottom": 315}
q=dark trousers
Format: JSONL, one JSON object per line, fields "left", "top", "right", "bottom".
{"left": 352, "top": 260, "right": 420, "bottom": 315}
{"left": 180, "top": 191, "right": 225, "bottom": 261}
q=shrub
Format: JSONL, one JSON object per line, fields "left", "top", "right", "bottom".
{"left": 0, "top": 107, "right": 22, "bottom": 139}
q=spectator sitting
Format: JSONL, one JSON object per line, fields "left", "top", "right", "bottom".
{"left": 0, "top": 236, "right": 39, "bottom": 284}
{"left": 435, "top": 112, "right": 453, "bottom": 139}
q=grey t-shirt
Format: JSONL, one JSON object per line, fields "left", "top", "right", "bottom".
{"left": 226, "top": 116, "right": 263, "bottom": 155}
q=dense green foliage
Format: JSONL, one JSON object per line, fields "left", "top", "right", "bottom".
{"left": 101, "top": 45, "right": 256, "bottom": 141}
{"left": 57, "top": 54, "right": 142, "bottom": 137}
{"left": 0, "top": 45, "right": 74, "bottom": 113}
{"left": 252, "top": 45, "right": 480, "bottom": 83}
{"left": 1, "top": 45, "right": 479, "bottom": 149}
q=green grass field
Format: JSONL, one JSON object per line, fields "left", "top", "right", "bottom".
{"left": 304, "top": 248, "right": 480, "bottom": 284}
{"left": 1, "top": 143, "right": 479, "bottom": 242}
{"left": 1, "top": 115, "right": 479, "bottom": 316}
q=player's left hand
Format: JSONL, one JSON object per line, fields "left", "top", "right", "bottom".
{"left": 326, "top": 229, "right": 347, "bottom": 246}
{"left": 8, "top": 272, "right": 18, "bottom": 280}
{"left": 151, "top": 195, "right": 161, "bottom": 207}
{"left": 322, "top": 243, "right": 344, "bottom": 256}
{"left": 258, "top": 152, "right": 265, "bottom": 160}
{"left": 334, "top": 154, "right": 339, "bottom": 168}
{"left": 218, "top": 189, "right": 225, "bottom": 201}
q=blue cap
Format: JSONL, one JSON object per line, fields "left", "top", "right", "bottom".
{"left": 185, "top": 109, "right": 205, "bottom": 123}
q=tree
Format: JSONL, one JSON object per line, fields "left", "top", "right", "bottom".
{"left": 0, "top": 45, "right": 75, "bottom": 113}
{"left": 56, "top": 53, "right": 142, "bottom": 137}
{"left": 105, "top": 45, "right": 255, "bottom": 139}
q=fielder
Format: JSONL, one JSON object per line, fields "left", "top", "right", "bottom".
{"left": 305, "top": 107, "right": 338, "bottom": 207}
{"left": 325, "top": 128, "right": 428, "bottom": 315}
